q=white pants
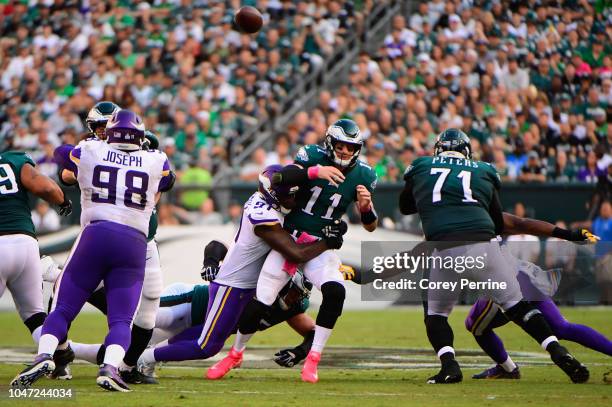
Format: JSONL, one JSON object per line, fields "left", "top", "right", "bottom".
{"left": 257, "top": 249, "right": 343, "bottom": 306}
{"left": 0, "top": 234, "right": 44, "bottom": 321}
{"left": 133, "top": 240, "right": 163, "bottom": 330}
{"left": 150, "top": 282, "right": 194, "bottom": 344}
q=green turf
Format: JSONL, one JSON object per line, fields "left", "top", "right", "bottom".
{"left": 0, "top": 308, "right": 610, "bottom": 406}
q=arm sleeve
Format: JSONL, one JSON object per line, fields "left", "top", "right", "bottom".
{"left": 158, "top": 159, "right": 175, "bottom": 192}
{"left": 399, "top": 177, "right": 418, "bottom": 215}
{"left": 53, "top": 145, "right": 76, "bottom": 171}
{"left": 489, "top": 189, "right": 504, "bottom": 235}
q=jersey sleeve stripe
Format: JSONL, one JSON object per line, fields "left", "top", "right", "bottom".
{"left": 69, "top": 150, "right": 80, "bottom": 165}
{"left": 247, "top": 214, "right": 279, "bottom": 225}
{"left": 161, "top": 169, "right": 170, "bottom": 176}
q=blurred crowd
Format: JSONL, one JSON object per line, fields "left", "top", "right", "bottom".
{"left": 260, "top": 0, "right": 611, "bottom": 188}
{"left": 0, "top": 0, "right": 368, "bottom": 187}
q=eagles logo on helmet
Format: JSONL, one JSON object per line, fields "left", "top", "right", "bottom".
{"left": 324, "top": 119, "right": 364, "bottom": 168}
{"left": 433, "top": 128, "right": 472, "bottom": 159}
{"left": 86, "top": 101, "right": 121, "bottom": 138}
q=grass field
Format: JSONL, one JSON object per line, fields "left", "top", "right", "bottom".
{"left": 0, "top": 307, "right": 610, "bottom": 406}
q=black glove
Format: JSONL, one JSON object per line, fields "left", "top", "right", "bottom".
{"left": 321, "top": 219, "right": 348, "bottom": 249}
{"left": 59, "top": 198, "right": 72, "bottom": 216}
{"left": 200, "top": 262, "right": 220, "bottom": 282}
{"left": 273, "top": 346, "right": 308, "bottom": 368}
{"left": 200, "top": 240, "right": 228, "bottom": 281}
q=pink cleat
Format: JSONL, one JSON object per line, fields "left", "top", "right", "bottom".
{"left": 301, "top": 351, "right": 321, "bottom": 383}
{"left": 206, "top": 347, "right": 243, "bottom": 380}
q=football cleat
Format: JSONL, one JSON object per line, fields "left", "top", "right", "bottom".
{"left": 50, "top": 345, "right": 75, "bottom": 380}
{"left": 472, "top": 365, "right": 520, "bottom": 379}
{"left": 120, "top": 367, "right": 158, "bottom": 384}
{"left": 11, "top": 354, "right": 55, "bottom": 388}
{"left": 96, "top": 364, "right": 131, "bottom": 392}
{"left": 206, "top": 347, "right": 243, "bottom": 380}
{"left": 301, "top": 350, "right": 321, "bottom": 383}
{"left": 427, "top": 360, "right": 463, "bottom": 384}
{"left": 549, "top": 344, "right": 589, "bottom": 383}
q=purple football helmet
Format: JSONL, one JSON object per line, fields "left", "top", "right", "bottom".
{"left": 105, "top": 109, "right": 145, "bottom": 151}
{"left": 258, "top": 165, "right": 298, "bottom": 214}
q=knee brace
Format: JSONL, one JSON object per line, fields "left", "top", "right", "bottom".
{"left": 505, "top": 301, "right": 554, "bottom": 344}
{"left": 238, "top": 299, "right": 271, "bottom": 335}
{"left": 316, "top": 282, "right": 345, "bottom": 329}
{"left": 425, "top": 314, "right": 454, "bottom": 353}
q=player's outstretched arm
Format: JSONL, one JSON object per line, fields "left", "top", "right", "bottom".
{"left": 286, "top": 313, "right": 316, "bottom": 337}
{"left": 273, "top": 164, "right": 345, "bottom": 187}
{"left": 255, "top": 223, "right": 338, "bottom": 264}
{"left": 502, "top": 213, "right": 599, "bottom": 242}
{"left": 20, "top": 163, "right": 66, "bottom": 206}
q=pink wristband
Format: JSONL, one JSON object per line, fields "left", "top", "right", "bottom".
{"left": 307, "top": 166, "right": 319, "bottom": 180}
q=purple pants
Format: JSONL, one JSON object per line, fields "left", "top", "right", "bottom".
{"left": 154, "top": 282, "right": 255, "bottom": 362}
{"left": 43, "top": 221, "right": 146, "bottom": 351}
{"left": 466, "top": 297, "right": 612, "bottom": 362}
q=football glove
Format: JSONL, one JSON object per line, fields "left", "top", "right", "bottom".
{"left": 339, "top": 264, "right": 355, "bottom": 281}
{"left": 59, "top": 198, "right": 73, "bottom": 216}
{"left": 322, "top": 219, "right": 348, "bottom": 250}
{"left": 570, "top": 228, "right": 600, "bottom": 243}
{"left": 201, "top": 260, "right": 220, "bottom": 282}
{"left": 273, "top": 346, "right": 308, "bottom": 368}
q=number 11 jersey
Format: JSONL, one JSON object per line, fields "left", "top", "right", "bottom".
{"left": 70, "top": 140, "right": 169, "bottom": 235}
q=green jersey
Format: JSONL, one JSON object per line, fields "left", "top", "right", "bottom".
{"left": 284, "top": 145, "right": 377, "bottom": 237}
{"left": 0, "top": 151, "right": 36, "bottom": 237}
{"left": 405, "top": 155, "right": 501, "bottom": 241}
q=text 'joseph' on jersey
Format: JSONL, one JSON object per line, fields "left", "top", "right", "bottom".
{"left": 214, "top": 192, "right": 284, "bottom": 290}
{"left": 405, "top": 155, "right": 501, "bottom": 241}
{"left": 71, "top": 140, "right": 170, "bottom": 236}
{"left": 284, "top": 145, "right": 377, "bottom": 237}
{"left": 0, "top": 152, "right": 36, "bottom": 236}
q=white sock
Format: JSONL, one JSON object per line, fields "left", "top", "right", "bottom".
{"left": 541, "top": 335, "right": 559, "bottom": 351}
{"left": 437, "top": 346, "right": 455, "bottom": 358}
{"left": 139, "top": 348, "right": 156, "bottom": 365}
{"left": 38, "top": 334, "right": 59, "bottom": 356}
{"left": 233, "top": 331, "right": 253, "bottom": 352}
{"left": 70, "top": 342, "right": 102, "bottom": 365}
{"left": 103, "top": 344, "right": 125, "bottom": 368}
{"left": 311, "top": 325, "right": 333, "bottom": 354}
{"left": 31, "top": 326, "right": 42, "bottom": 345}
{"left": 500, "top": 356, "right": 517, "bottom": 372}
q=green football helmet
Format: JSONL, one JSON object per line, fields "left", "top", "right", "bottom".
{"left": 324, "top": 119, "right": 364, "bottom": 168}
{"left": 86, "top": 101, "right": 120, "bottom": 136}
{"left": 433, "top": 128, "right": 472, "bottom": 159}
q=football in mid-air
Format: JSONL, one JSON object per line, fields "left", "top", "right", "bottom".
{"left": 234, "top": 6, "right": 263, "bottom": 34}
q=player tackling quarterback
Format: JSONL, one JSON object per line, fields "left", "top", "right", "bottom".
{"left": 212, "top": 118, "right": 378, "bottom": 383}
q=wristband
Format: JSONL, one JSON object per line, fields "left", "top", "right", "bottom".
{"left": 307, "top": 166, "right": 319, "bottom": 180}
{"left": 552, "top": 227, "right": 572, "bottom": 241}
{"left": 360, "top": 207, "right": 378, "bottom": 225}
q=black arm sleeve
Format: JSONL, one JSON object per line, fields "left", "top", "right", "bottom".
{"left": 489, "top": 189, "right": 504, "bottom": 235}
{"left": 272, "top": 164, "right": 308, "bottom": 186}
{"left": 399, "top": 178, "right": 418, "bottom": 215}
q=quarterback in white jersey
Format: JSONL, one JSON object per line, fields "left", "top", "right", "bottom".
{"left": 12, "top": 110, "right": 174, "bottom": 393}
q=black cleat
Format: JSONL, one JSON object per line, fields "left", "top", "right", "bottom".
{"left": 427, "top": 360, "right": 463, "bottom": 384}
{"left": 549, "top": 344, "right": 589, "bottom": 383}
{"left": 472, "top": 364, "right": 521, "bottom": 380}
{"left": 51, "top": 346, "right": 75, "bottom": 380}
{"left": 120, "top": 367, "right": 158, "bottom": 384}
{"left": 10, "top": 354, "right": 55, "bottom": 388}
